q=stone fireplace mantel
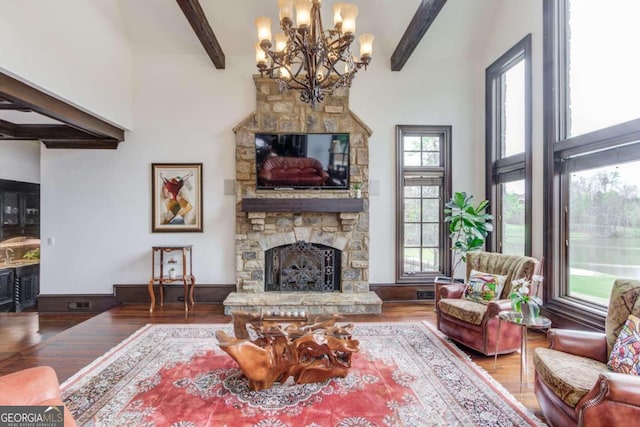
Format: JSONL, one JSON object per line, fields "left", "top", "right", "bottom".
{"left": 242, "top": 198, "right": 364, "bottom": 213}
{"left": 242, "top": 198, "right": 364, "bottom": 231}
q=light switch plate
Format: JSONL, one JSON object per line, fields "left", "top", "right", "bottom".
{"left": 224, "top": 179, "right": 236, "bottom": 196}
{"left": 369, "top": 179, "right": 380, "bottom": 196}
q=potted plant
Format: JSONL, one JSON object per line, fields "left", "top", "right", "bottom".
{"left": 167, "top": 257, "right": 178, "bottom": 279}
{"left": 444, "top": 192, "right": 494, "bottom": 276}
{"left": 352, "top": 182, "right": 362, "bottom": 198}
{"left": 23, "top": 248, "right": 40, "bottom": 260}
{"left": 509, "top": 276, "right": 544, "bottom": 321}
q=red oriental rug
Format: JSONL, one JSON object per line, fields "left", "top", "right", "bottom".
{"left": 61, "top": 322, "right": 544, "bottom": 426}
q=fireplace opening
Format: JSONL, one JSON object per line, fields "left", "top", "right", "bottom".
{"left": 265, "top": 241, "right": 341, "bottom": 292}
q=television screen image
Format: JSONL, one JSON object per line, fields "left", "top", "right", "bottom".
{"left": 255, "top": 133, "right": 350, "bottom": 189}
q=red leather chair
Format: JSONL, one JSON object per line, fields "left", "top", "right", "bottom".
{"left": 0, "top": 366, "right": 77, "bottom": 427}
{"left": 436, "top": 251, "right": 539, "bottom": 355}
{"left": 258, "top": 156, "right": 330, "bottom": 187}
{"left": 533, "top": 278, "right": 640, "bottom": 427}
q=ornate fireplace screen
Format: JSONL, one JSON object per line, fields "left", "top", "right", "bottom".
{"left": 265, "top": 241, "right": 340, "bottom": 292}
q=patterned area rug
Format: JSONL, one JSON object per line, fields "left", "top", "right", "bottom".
{"left": 61, "top": 321, "right": 544, "bottom": 426}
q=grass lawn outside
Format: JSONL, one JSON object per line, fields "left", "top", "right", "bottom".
{"left": 569, "top": 269, "right": 616, "bottom": 305}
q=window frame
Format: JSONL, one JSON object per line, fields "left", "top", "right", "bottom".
{"left": 395, "top": 125, "right": 452, "bottom": 283}
{"left": 543, "top": 0, "right": 640, "bottom": 328}
{"left": 485, "top": 34, "right": 533, "bottom": 256}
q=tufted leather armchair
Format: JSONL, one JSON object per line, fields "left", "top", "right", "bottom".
{"left": 0, "top": 366, "right": 77, "bottom": 427}
{"left": 258, "top": 156, "right": 330, "bottom": 187}
{"left": 533, "top": 279, "right": 640, "bottom": 427}
{"left": 436, "top": 251, "right": 539, "bottom": 356}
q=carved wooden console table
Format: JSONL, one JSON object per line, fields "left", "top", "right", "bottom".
{"left": 216, "top": 310, "right": 359, "bottom": 391}
{"left": 147, "top": 245, "right": 196, "bottom": 314}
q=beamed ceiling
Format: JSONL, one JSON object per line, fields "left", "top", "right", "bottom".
{"left": 0, "top": 0, "right": 469, "bottom": 149}
{"left": 0, "top": 73, "right": 125, "bottom": 149}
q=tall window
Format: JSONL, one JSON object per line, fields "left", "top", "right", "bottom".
{"left": 396, "top": 125, "right": 451, "bottom": 282}
{"left": 545, "top": 0, "right": 640, "bottom": 313}
{"left": 486, "top": 35, "right": 532, "bottom": 256}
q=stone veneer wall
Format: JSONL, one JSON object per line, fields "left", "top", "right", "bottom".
{"left": 225, "top": 76, "right": 381, "bottom": 315}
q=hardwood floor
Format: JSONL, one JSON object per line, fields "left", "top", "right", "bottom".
{"left": 0, "top": 302, "right": 549, "bottom": 421}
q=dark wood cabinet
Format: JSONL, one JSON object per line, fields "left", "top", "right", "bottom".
{"left": 14, "top": 264, "right": 39, "bottom": 312}
{"left": 0, "top": 269, "right": 15, "bottom": 312}
{"left": 0, "top": 180, "right": 40, "bottom": 241}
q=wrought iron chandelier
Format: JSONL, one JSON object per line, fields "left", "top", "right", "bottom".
{"left": 255, "top": 0, "right": 374, "bottom": 108}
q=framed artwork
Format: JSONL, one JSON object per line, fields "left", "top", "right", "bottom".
{"left": 151, "top": 163, "right": 203, "bottom": 232}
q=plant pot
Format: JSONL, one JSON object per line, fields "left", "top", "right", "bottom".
{"left": 520, "top": 302, "right": 539, "bottom": 322}
{"left": 169, "top": 270, "right": 177, "bottom": 279}
{"left": 355, "top": 189, "right": 362, "bottom": 199}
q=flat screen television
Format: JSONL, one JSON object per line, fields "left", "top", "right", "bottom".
{"left": 255, "top": 133, "right": 350, "bottom": 189}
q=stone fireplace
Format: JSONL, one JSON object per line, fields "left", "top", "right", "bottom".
{"left": 222, "top": 76, "right": 382, "bottom": 315}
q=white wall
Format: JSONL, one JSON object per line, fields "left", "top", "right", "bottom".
{"left": 478, "top": 0, "right": 544, "bottom": 259}
{"left": 0, "top": 141, "right": 40, "bottom": 183}
{"left": 0, "top": 0, "right": 133, "bottom": 129}
{"left": 40, "top": 53, "right": 253, "bottom": 293}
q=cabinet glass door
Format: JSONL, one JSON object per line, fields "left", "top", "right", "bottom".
{"left": 23, "top": 193, "right": 39, "bottom": 225}
{"left": 2, "top": 192, "right": 20, "bottom": 226}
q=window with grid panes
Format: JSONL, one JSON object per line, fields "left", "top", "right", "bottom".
{"left": 396, "top": 125, "right": 451, "bottom": 282}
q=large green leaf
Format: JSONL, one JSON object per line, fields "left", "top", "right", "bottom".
{"left": 443, "top": 191, "right": 494, "bottom": 272}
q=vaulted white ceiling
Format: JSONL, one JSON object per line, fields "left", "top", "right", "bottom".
{"left": 0, "top": 0, "right": 500, "bottom": 147}
{"left": 116, "top": 0, "right": 499, "bottom": 66}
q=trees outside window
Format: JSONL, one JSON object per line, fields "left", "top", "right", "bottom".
{"left": 568, "top": 162, "right": 640, "bottom": 305}
{"left": 501, "top": 180, "right": 526, "bottom": 256}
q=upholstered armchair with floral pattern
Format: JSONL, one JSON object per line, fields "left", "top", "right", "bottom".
{"left": 533, "top": 278, "right": 640, "bottom": 427}
{"left": 436, "top": 251, "right": 539, "bottom": 356}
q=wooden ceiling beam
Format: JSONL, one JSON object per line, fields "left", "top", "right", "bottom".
{"left": 0, "top": 118, "right": 18, "bottom": 137}
{"left": 391, "top": 0, "right": 447, "bottom": 71}
{"left": 0, "top": 123, "right": 95, "bottom": 140}
{"left": 41, "top": 139, "right": 119, "bottom": 149}
{"left": 0, "top": 71, "right": 125, "bottom": 142}
{"left": 176, "top": 0, "right": 226, "bottom": 69}
{"left": 0, "top": 105, "right": 31, "bottom": 111}
{"left": 0, "top": 119, "right": 119, "bottom": 149}
{"left": 0, "top": 98, "right": 31, "bottom": 111}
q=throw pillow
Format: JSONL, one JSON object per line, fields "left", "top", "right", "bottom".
{"left": 463, "top": 270, "right": 507, "bottom": 304}
{"left": 607, "top": 313, "right": 640, "bottom": 375}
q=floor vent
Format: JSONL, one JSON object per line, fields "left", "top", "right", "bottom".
{"left": 417, "top": 290, "right": 434, "bottom": 300}
{"left": 68, "top": 301, "right": 91, "bottom": 311}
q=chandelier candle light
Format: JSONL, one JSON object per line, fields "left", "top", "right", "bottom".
{"left": 255, "top": 0, "right": 374, "bottom": 108}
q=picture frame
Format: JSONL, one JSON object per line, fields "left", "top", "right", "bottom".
{"left": 151, "top": 163, "right": 203, "bottom": 232}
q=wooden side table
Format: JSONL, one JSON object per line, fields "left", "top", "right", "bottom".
{"left": 494, "top": 311, "right": 551, "bottom": 386}
{"left": 148, "top": 245, "right": 196, "bottom": 313}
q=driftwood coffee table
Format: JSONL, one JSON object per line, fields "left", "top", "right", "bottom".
{"left": 216, "top": 310, "right": 359, "bottom": 391}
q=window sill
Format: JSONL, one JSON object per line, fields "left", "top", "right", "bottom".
{"left": 542, "top": 297, "right": 607, "bottom": 332}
